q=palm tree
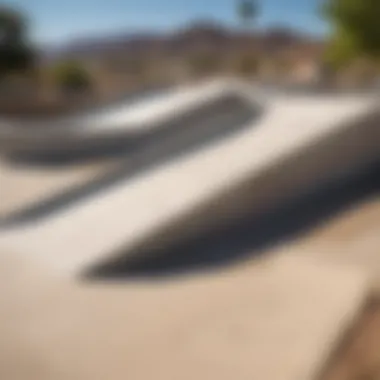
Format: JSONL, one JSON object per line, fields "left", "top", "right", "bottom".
{"left": 237, "top": 0, "right": 258, "bottom": 30}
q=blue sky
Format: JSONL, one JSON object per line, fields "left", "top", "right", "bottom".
{"left": 4, "top": 0, "right": 326, "bottom": 45}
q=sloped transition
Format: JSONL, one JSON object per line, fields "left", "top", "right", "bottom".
{"left": 0, "top": 81, "right": 262, "bottom": 162}
{"left": 85, "top": 163, "right": 379, "bottom": 280}
{"left": 1, "top": 89, "right": 262, "bottom": 225}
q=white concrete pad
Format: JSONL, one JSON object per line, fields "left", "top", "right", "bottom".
{"left": 0, "top": 253, "right": 369, "bottom": 380}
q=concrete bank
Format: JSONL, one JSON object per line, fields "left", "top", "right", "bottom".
{"left": 0, "top": 92, "right": 378, "bottom": 276}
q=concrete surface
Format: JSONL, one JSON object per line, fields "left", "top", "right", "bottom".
{"left": 0, "top": 160, "right": 114, "bottom": 218}
{"left": 0, "top": 252, "right": 369, "bottom": 380}
{"left": 0, "top": 85, "right": 378, "bottom": 380}
{"left": 0, "top": 93, "right": 377, "bottom": 276}
{"left": 296, "top": 197, "right": 380, "bottom": 291}
{"left": 0, "top": 171, "right": 378, "bottom": 380}
{"left": 322, "top": 300, "right": 380, "bottom": 380}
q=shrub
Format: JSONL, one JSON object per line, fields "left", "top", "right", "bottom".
{"left": 189, "top": 53, "right": 221, "bottom": 77}
{"left": 52, "top": 61, "right": 92, "bottom": 94}
{"left": 235, "top": 54, "right": 259, "bottom": 76}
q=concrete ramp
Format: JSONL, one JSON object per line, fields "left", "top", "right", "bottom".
{"left": 0, "top": 80, "right": 256, "bottom": 158}
{"left": 0, "top": 88, "right": 377, "bottom": 276}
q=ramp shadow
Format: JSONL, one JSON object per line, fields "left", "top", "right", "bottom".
{"left": 85, "top": 163, "right": 380, "bottom": 281}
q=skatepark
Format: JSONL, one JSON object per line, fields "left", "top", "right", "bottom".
{"left": 0, "top": 79, "right": 379, "bottom": 380}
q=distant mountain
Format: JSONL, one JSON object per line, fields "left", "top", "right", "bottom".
{"left": 42, "top": 22, "right": 322, "bottom": 64}
{"left": 43, "top": 32, "right": 165, "bottom": 62}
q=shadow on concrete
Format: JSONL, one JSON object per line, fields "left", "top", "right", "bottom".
{"left": 85, "top": 162, "right": 380, "bottom": 281}
{"left": 1, "top": 95, "right": 261, "bottom": 227}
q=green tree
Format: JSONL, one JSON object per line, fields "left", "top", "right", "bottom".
{"left": 323, "top": 0, "right": 380, "bottom": 67}
{"left": 237, "top": 0, "right": 258, "bottom": 29}
{"left": 0, "top": 6, "right": 34, "bottom": 76}
{"left": 52, "top": 61, "right": 92, "bottom": 94}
